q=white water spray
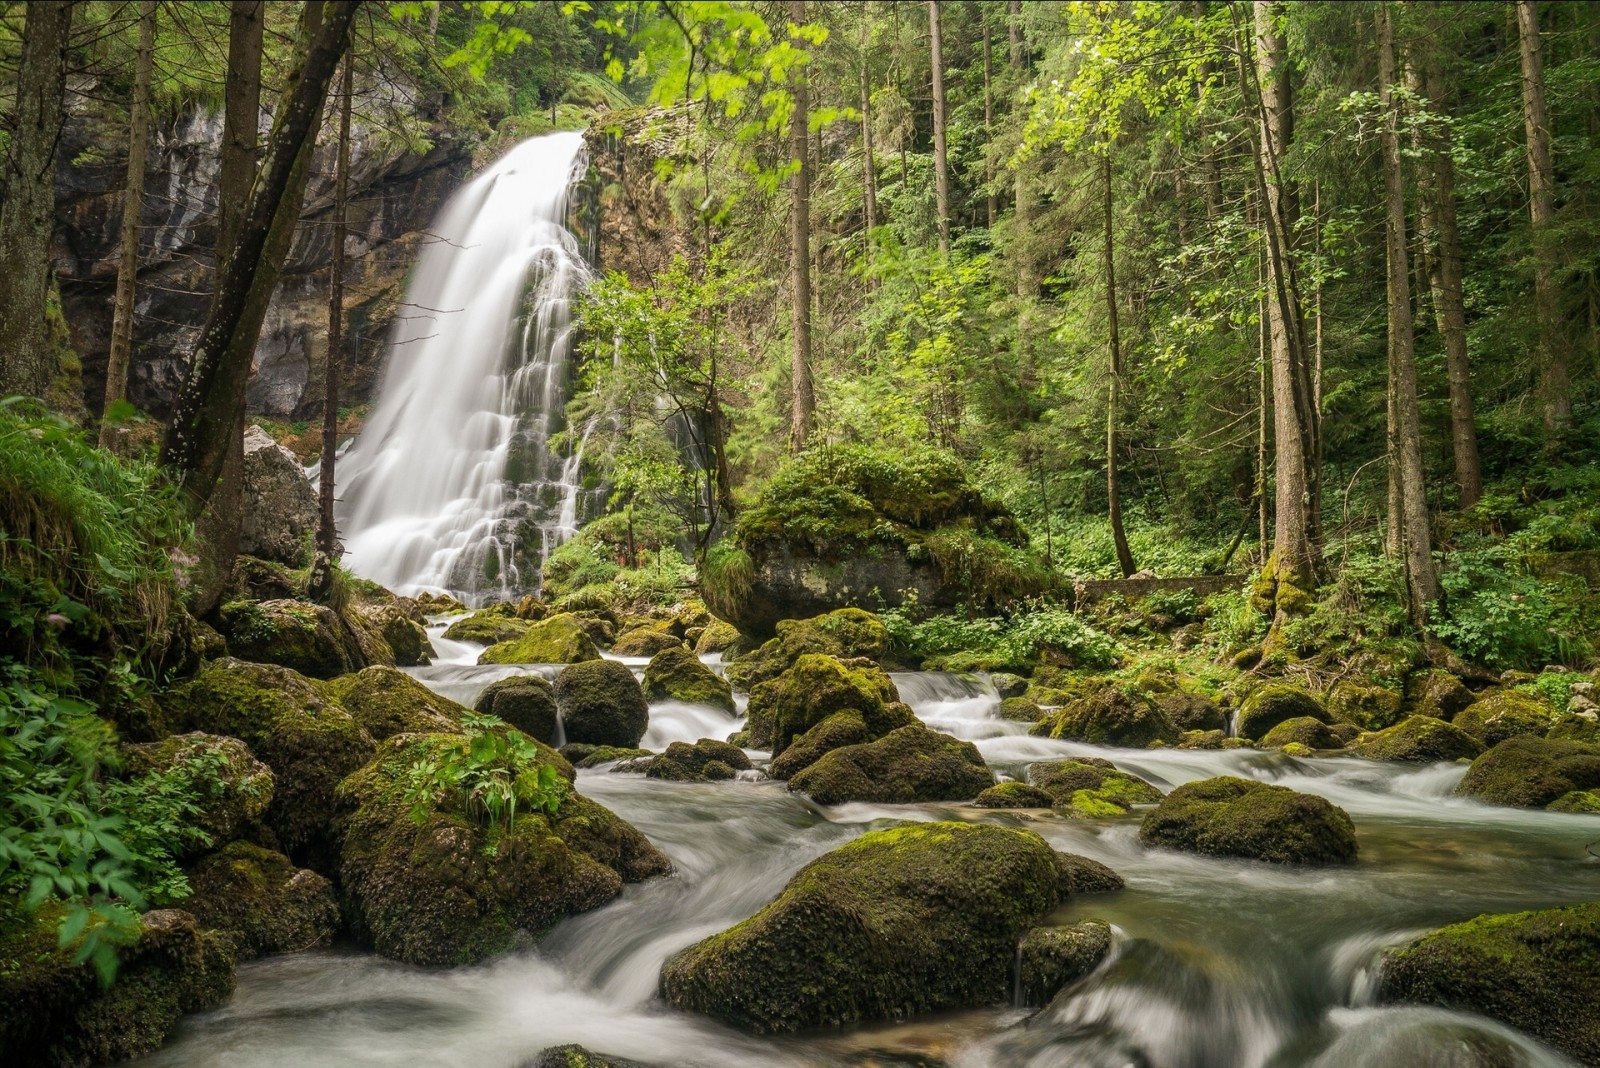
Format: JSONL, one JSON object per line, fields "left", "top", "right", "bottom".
{"left": 335, "top": 132, "right": 593, "bottom": 602}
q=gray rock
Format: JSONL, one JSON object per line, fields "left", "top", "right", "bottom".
{"left": 240, "top": 426, "right": 318, "bottom": 566}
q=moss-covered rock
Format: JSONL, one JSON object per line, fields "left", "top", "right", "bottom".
{"left": 183, "top": 841, "right": 339, "bottom": 961}
{"left": 974, "top": 781, "right": 1056, "bottom": 808}
{"left": 1235, "top": 685, "right": 1328, "bottom": 741}
{"left": 474, "top": 675, "right": 560, "bottom": 744}
{"left": 724, "top": 608, "right": 891, "bottom": 690}
{"left": 659, "top": 821, "right": 1091, "bottom": 1032}
{"left": 1325, "top": 681, "right": 1405, "bottom": 730}
{"left": 1455, "top": 735, "right": 1600, "bottom": 809}
{"left": 322, "top": 665, "right": 465, "bottom": 740}
{"left": 560, "top": 743, "right": 651, "bottom": 769}
{"left": 478, "top": 613, "right": 600, "bottom": 665}
{"left": 642, "top": 647, "right": 735, "bottom": 713}
{"left": 1259, "top": 716, "right": 1345, "bottom": 752}
{"left": 1139, "top": 776, "right": 1357, "bottom": 865}
{"left": 745, "top": 653, "right": 907, "bottom": 755}
{"left": 611, "top": 625, "right": 687, "bottom": 657}
{"left": 1057, "top": 852, "right": 1126, "bottom": 894}
{"left": 124, "top": 731, "right": 273, "bottom": 853}
{"left": 999, "top": 696, "right": 1045, "bottom": 722}
{"left": 1377, "top": 902, "right": 1600, "bottom": 1066}
{"left": 552, "top": 659, "right": 650, "bottom": 748}
{"left": 1548, "top": 712, "right": 1600, "bottom": 743}
{"left": 337, "top": 731, "right": 670, "bottom": 966}
{"left": 787, "top": 725, "right": 993, "bottom": 805}
{"left": 1549, "top": 790, "right": 1600, "bottom": 813}
{"left": 1349, "top": 716, "right": 1483, "bottom": 764}
{"left": 1017, "top": 921, "right": 1114, "bottom": 1007}
{"left": 442, "top": 609, "right": 532, "bottom": 647}
{"left": 1451, "top": 690, "right": 1556, "bottom": 746}
{"left": 217, "top": 598, "right": 360, "bottom": 679}
{"left": 640, "top": 739, "right": 753, "bottom": 782}
{"left": 1405, "top": 669, "right": 1477, "bottom": 721}
{"left": 765, "top": 711, "right": 871, "bottom": 780}
{"left": 693, "top": 620, "right": 742, "bottom": 655}
{"left": 523, "top": 1046, "right": 653, "bottom": 1068}
{"left": 1153, "top": 691, "right": 1228, "bottom": 733}
{"left": 0, "top": 904, "right": 234, "bottom": 1068}
{"left": 1032, "top": 686, "right": 1180, "bottom": 748}
{"left": 355, "top": 601, "right": 434, "bottom": 666}
{"left": 1028, "top": 758, "right": 1163, "bottom": 811}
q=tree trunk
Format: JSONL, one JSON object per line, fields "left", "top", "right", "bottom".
{"left": 859, "top": 23, "right": 877, "bottom": 244}
{"left": 318, "top": 57, "right": 353, "bottom": 564}
{"left": 983, "top": 12, "right": 995, "bottom": 229}
{"left": 1103, "top": 152, "right": 1136, "bottom": 578}
{"left": 1378, "top": 2, "right": 1442, "bottom": 615}
{"left": 788, "top": 0, "right": 815, "bottom": 451}
{"left": 100, "top": 1, "right": 157, "bottom": 448}
{"left": 1516, "top": 0, "right": 1571, "bottom": 434}
{"left": 0, "top": 2, "right": 73, "bottom": 399}
{"left": 161, "top": 1, "right": 357, "bottom": 514}
{"left": 928, "top": 0, "right": 950, "bottom": 255}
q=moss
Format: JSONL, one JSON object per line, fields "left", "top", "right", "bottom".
{"left": 123, "top": 731, "right": 274, "bottom": 852}
{"left": 744, "top": 653, "right": 906, "bottom": 754}
{"left": 1405, "top": 669, "right": 1476, "bottom": 721}
{"left": 659, "top": 821, "right": 1073, "bottom": 1032}
{"left": 1455, "top": 735, "right": 1600, "bottom": 809}
{"left": 216, "top": 598, "right": 358, "bottom": 679}
{"left": 1377, "top": 901, "right": 1600, "bottom": 1066}
{"left": 1056, "top": 852, "right": 1126, "bottom": 895}
{"left": 1153, "top": 691, "right": 1227, "bottom": 733}
{"left": 1017, "top": 921, "right": 1113, "bottom": 1007}
{"left": 1178, "top": 729, "right": 1246, "bottom": 750}
{"left": 183, "top": 841, "right": 339, "bottom": 961}
{"left": 1325, "top": 681, "right": 1405, "bottom": 730}
{"left": 611, "top": 625, "right": 686, "bottom": 657}
{"left": 642, "top": 647, "right": 735, "bottom": 712}
{"left": 1260, "top": 716, "right": 1345, "bottom": 752}
{"left": 724, "top": 608, "right": 892, "bottom": 690}
{"left": 787, "top": 725, "right": 993, "bottom": 805}
{"left": 560, "top": 743, "right": 651, "bottom": 769}
{"left": 1033, "top": 686, "right": 1179, "bottom": 748}
{"left": 766, "top": 711, "right": 870, "bottom": 779}
{"left": 441, "top": 610, "right": 532, "bottom": 646}
{"left": 477, "top": 613, "right": 600, "bottom": 665}
{"left": 1452, "top": 690, "right": 1555, "bottom": 746}
{"left": 641, "top": 739, "right": 753, "bottom": 782}
{"left": 1235, "top": 684, "right": 1328, "bottom": 741}
{"left": 999, "top": 696, "right": 1045, "bottom": 722}
{"left": 356, "top": 602, "right": 434, "bottom": 666}
{"left": 549, "top": 658, "right": 650, "bottom": 748}
{"left": 1548, "top": 789, "right": 1600, "bottom": 813}
{"left": 525, "top": 1045, "right": 646, "bottom": 1068}
{"left": 693, "top": 620, "right": 741, "bottom": 655}
{"left": 1139, "top": 775, "right": 1358, "bottom": 865}
{"left": 974, "top": 781, "right": 1055, "bottom": 808}
{"left": 1547, "top": 713, "right": 1600, "bottom": 743}
{"left": 1349, "top": 716, "right": 1484, "bottom": 763}
{"left": 1028, "top": 758, "right": 1162, "bottom": 809}
{"left": 474, "top": 675, "right": 560, "bottom": 744}
{"left": 322, "top": 666, "right": 465, "bottom": 740}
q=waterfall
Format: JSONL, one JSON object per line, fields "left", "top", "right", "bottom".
{"left": 335, "top": 132, "right": 593, "bottom": 603}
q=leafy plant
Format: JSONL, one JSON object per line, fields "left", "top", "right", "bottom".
{"left": 401, "top": 713, "right": 567, "bottom": 843}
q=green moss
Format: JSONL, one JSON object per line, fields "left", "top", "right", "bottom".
{"left": 1139, "top": 775, "right": 1358, "bottom": 865}
{"left": 1455, "top": 735, "right": 1600, "bottom": 809}
{"left": 477, "top": 613, "right": 600, "bottom": 665}
{"left": 183, "top": 841, "right": 339, "bottom": 961}
{"left": 1324, "top": 681, "right": 1404, "bottom": 730}
{"left": 475, "top": 675, "right": 560, "bottom": 744}
{"left": 560, "top": 743, "right": 651, "bottom": 769}
{"left": 787, "top": 725, "right": 993, "bottom": 805}
{"left": 642, "top": 647, "right": 734, "bottom": 712}
{"left": 216, "top": 598, "right": 357, "bottom": 680}
{"left": 1350, "top": 715, "right": 1484, "bottom": 763}
{"left": 441, "top": 610, "right": 532, "bottom": 646}
{"left": 693, "top": 620, "right": 741, "bottom": 655}
{"left": 999, "top": 696, "right": 1045, "bottom": 722}
{"left": 322, "top": 666, "right": 465, "bottom": 740}
{"left": 1548, "top": 789, "right": 1600, "bottom": 813}
{"left": 698, "top": 543, "right": 756, "bottom": 623}
{"left": 1028, "top": 758, "right": 1162, "bottom": 809}
{"left": 1404, "top": 670, "right": 1476, "bottom": 720}
{"left": 123, "top": 731, "right": 274, "bottom": 851}
{"left": 973, "top": 781, "right": 1056, "bottom": 808}
{"left": 766, "top": 711, "right": 870, "bottom": 779}
{"left": 724, "top": 608, "right": 891, "bottom": 690}
{"left": 1017, "top": 922, "right": 1113, "bottom": 1007}
{"left": 610, "top": 624, "right": 686, "bottom": 657}
{"left": 1153, "top": 691, "right": 1227, "bottom": 733}
{"left": 744, "top": 653, "right": 906, "bottom": 754}
{"left": 1259, "top": 716, "right": 1344, "bottom": 751}
{"left": 1547, "top": 713, "right": 1600, "bottom": 743}
{"left": 1033, "top": 686, "right": 1179, "bottom": 748}
{"left": 641, "top": 739, "right": 753, "bottom": 782}
{"left": 1235, "top": 684, "right": 1328, "bottom": 741}
{"left": 1452, "top": 689, "right": 1555, "bottom": 745}
{"left": 552, "top": 659, "right": 650, "bottom": 747}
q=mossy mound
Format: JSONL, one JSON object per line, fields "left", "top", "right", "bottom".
{"left": 659, "top": 821, "right": 1089, "bottom": 1032}
{"left": 640, "top": 739, "right": 753, "bottom": 782}
{"left": 611, "top": 625, "right": 687, "bottom": 657}
{"left": 974, "top": 781, "right": 1056, "bottom": 808}
{"left": 1057, "top": 852, "right": 1127, "bottom": 894}
{"left": 523, "top": 1046, "right": 652, "bottom": 1068}
{"left": 1028, "top": 758, "right": 1163, "bottom": 816}
{"left": 724, "top": 608, "right": 892, "bottom": 690}
{"left": 1455, "top": 735, "right": 1600, "bottom": 809}
{"left": 787, "top": 725, "right": 992, "bottom": 805}
{"left": 1350, "top": 716, "right": 1484, "bottom": 764}
{"left": 474, "top": 675, "right": 560, "bottom": 744}
{"left": 1017, "top": 921, "right": 1114, "bottom": 1007}
{"left": 337, "top": 731, "right": 670, "bottom": 966}
{"left": 1236, "top": 685, "right": 1328, "bottom": 741}
{"left": 217, "top": 598, "right": 359, "bottom": 679}
{"left": 642, "top": 647, "right": 735, "bottom": 712}
{"left": 183, "top": 841, "right": 339, "bottom": 961}
{"left": 1548, "top": 713, "right": 1600, "bottom": 743}
{"left": 124, "top": 731, "right": 273, "bottom": 852}
{"left": 1139, "top": 776, "right": 1357, "bottom": 865}
{"left": 745, "top": 653, "right": 906, "bottom": 754}
{"left": 355, "top": 601, "right": 434, "bottom": 666}
{"left": 766, "top": 710, "right": 872, "bottom": 780}
{"left": 1178, "top": 729, "right": 1247, "bottom": 750}
{"left": 999, "top": 696, "right": 1045, "bottom": 722}
{"left": 561, "top": 743, "right": 652, "bottom": 769}
{"left": 442, "top": 609, "right": 532, "bottom": 646}
{"left": 0, "top": 905, "right": 234, "bottom": 1068}
{"left": 478, "top": 613, "right": 600, "bottom": 665}
{"left": 1377, "top": 901, "right": 1600, "bottom": 1066}
{"left": 322, "top": 665, "right": 465, "bottom": 740}
{"left": 693, "top": 620, "right": 742, "bottom": 655}
{"left": 552, "top": 659, "right": 650, "bottom": 748}
{"left": 1549, "top": 790, "right": 1600, "bottom": 813}
{"left": 1324, "top": 681, "right": 1404, "bottom": 730}
{"left": 1153, "top": 691, "right": 1227, "bottom": 733}
{"left": 1259, "top": 716, "right": 1345, "bottom": 752}
{"left": 1032, "top": 687, "right": 1180, "bottom": 748}
{"left": 1452, "top": 690, "right": 1556, "bottom": 746}
{"left": 990, "top": 672, "right": 1030, "bottom": 698}
{"left": 1405, "top": 669, "right": 1476, "bottom": 721}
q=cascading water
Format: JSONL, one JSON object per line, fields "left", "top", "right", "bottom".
{"left": 334, "top": 132, "right": 595, "bottom": 603}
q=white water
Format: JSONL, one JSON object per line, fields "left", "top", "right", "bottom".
{"left": 334, "top": 133, "right": 593, "bottom": 604}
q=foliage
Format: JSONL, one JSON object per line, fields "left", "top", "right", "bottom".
{"left": 883, "top": 600, "right": 1119, "bottom": 673}
{"left": 400, "top": 713, "right": 567, "bottom": 843}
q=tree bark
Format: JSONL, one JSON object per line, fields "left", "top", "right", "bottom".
{"left": 788, "top": 0, "right": 815, "bottom": 451}
{"left": 928, "top": 0, "right": 950, "bottom": 255}
{"left": 100, "top": 0, "right": 157, "bottom": 448}
{"left": 1516, "top": 0, "right": 1571, "bottom": 434}
{"left": 859, "top": 21, "right": 877, "bottom": 243}
{"left": 1103, "top": 152, "right": 1136, "bottom": 578}
{"left": 318, "top": 57, "right": 353, "bottom": 562}
{"left": 1378, "top": 2, "right": 1442, "bottom": 614}
{"left": 161, "top": 1, "right": 357, "bottom": 514}
{"left": 982, "top": 11, "right": 995, "bottom": 229}
{"left": 0, "top": 2, "right": 73, "bottom": 399}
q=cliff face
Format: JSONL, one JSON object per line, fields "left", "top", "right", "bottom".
{"left": 54, "top": 106, "right": 472, "bottom": 424}
{"left": 581, "top": 110, "right": 693, "bottom": 287}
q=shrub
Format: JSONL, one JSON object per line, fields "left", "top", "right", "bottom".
{"left": 400, "top": 712, "right": 567, "bottom": 842}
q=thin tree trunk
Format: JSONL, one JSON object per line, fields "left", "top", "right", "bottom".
{"left": 0, "top": 2, "right": 73, "bottom": 399}
{"left": 788, "top": 0, "right": 815, "bottom": 451}
{"left": 983, "top": 11, "right": 995, "bottom": 228}
{"left": 161, "top": 2, "right": 357, "bottom": 513}
{"left": 1378, "top": 2, "right": 1442, "bottom": 613}
{"left": 928, "top": 0, "right": 950, "bottom": 255}
{"left": 1103, "top": 151, "right": 1136, "bottom": 578}
{"left": 859, "top": 23, "right": 877, "bottom": 243}
{"left": 318, "top": 57, "right": 353, "bottom": 562}
{"left": 99, "top": 0, "right": 157, "bottom": 448}
{"left": 1516, "top": 0, "right": 1571, "bottom": 434}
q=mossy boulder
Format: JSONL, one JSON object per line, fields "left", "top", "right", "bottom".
{"left": 1259, "top": 716, "right": 1345, "bottom": 752}
{"left": 183, "top": 841, "right": 339, "bottom": 961}
{"left": 640, "top": 739, "right": 753, "bottom": 782}
{"left": 0, "top": 904, "right": 235, "bottom": 1068}
{"left": 974, "top": 781, "right": 1056, "bottom": 808}
{"left": 1057, "top": 852, "right": 1127, "bottom": 894}
{"left": 744, "top": 653, "right": 905, "bottom": 754}
{"left": 478, "top": 613, "right": 599, "bottom": 665}
{"left": 611, "top": 625, "right": 687, "bottom": 657}
{"left": 659, "top": 821, "right": 1100, "bottom": 1032}
{"left": 442, "top": 609, "right": 531, "bottom": 646}
{"left": 1153, "top": 691, "right": 1228, "bottom": 733}
{"left": 1235, "top": 684, "right": 1328, "bottom": 741}
{"left": 1405, "top": 669, "right": 1477, "bottom": 721}
{"left": 1139, "top": 776, "right": 1357, "bottom": 865}
{"left": 1032, "top": 686, "right": 1180, "bottom": 748}
{"left": 560, "top": 743, "right": 652, "bottom": 769}
{"left": 474, "top": 675, "right": 560, "bottom": 744}
{"left": 1452, "top": 690, "right": 1555, "bottom": 746}
{"left": 999, "top": 696, "right": 1045, "bottom": 722}
{"left": 1325, "top": 681, "right": 1405, "bottom": 730}
{"left": 217, "top": 598, "right": 360, "bottom": 679}
{"left": 1455, "top": 735, "right": 1600, "bottom": 809}
{"left": 552, "top": 659, "right": 650, "bottom": 748}
{"left": 693, "top": 620, "right": 742, "bottom": 655}
{"left": 322, "top": 665, "right": 464, "bottom": 740}
{"left": 354, "top": 601, "right": 434, "bottom": 666}
{"left": 1028, "top": 758, "right": 1163, "bottom": 817}
{"left": 642, "top": 647, "right": 735, "bottom": 712}
{"left": 1017, "top": 921, "right": 1114, "bottom": 1007}
{"left": 1548, "top": 712, "right": 1600, "bottom": 743}
{"left": 1349, "top": 716, "right": 1483, "bottom": 764}
{"left": 989, "top": 672, "right": 1030, "bottom": 699}
{"left": 523, "top": 1046, "right": 653, "bottom": 1068}
{"left": 337, "top": 731, "right": 670, "bottom": 966}
{"left": 765, "top": 710, "right": 872, "bottom": 780}
{"left": 1377, "top": 901, "right": 1600, "bottom": 1066}
{"left": 124, "top": 731, "right": 273, "bottom": 852}
{"left": 786, "top": 725, "right": 993, "bottom": 805}
{"left": 1178, "top": 729, "right": 1246, "bottom": 750}
{"left": 724, "top": 608, "right": 891, "bottom": 690}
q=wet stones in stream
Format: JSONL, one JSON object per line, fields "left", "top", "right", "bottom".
{"left": 1030, "top": 685, "right": 1181, "bottom": 748}
{"left": 181, "top": 841, "right": 340, "bottom": 962}
{"left": 1027, "top": 758, "right": 1164, "bottom": 818}
{"left": 642, "top": 647, "right": 734, "bottom": 712}
{"left": 1017, "top": 920, "right": 1115, "bottom": 1007}
{"left": 745, "top": 653, "right": 908, "bottom": 754}
{"left": 1139, "top": 776, "right": 1358, "bottom": 865}
{"left": 478, "top": 613, "right": 600, "bottom": 665}
{"left": 1454, "top": 734, "right": 1600, "bottom": 811}
{"left": 521, "top": 1045, "right": 655, "bottom": 1068}
{"left": 614, "top": 738, "right": 753, "bottom": 782}
{"left": 552, "top": 659, "right": 649, "bottom": 748}
{"left": 475, "top": 674, "right": 560, "bottom": 744}
{"left": 722, "top": 607, "right": 893, "bottom": 691}
{"left": 1348, "top": 715, "right": 1484, "bottom": 764}
{"left": 786, "top": 724, "right": 994, "bottom": 805}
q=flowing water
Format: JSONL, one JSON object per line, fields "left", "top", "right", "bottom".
{"left": 334, "top": 133, "right": 595, "bottom": 603}
{"left": 131, "top": 635, "right": 1599, "bottom": 1068}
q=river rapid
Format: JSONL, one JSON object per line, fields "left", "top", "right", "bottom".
{"left": 129, "top": 624, "right": 1600, "bottom": 1068}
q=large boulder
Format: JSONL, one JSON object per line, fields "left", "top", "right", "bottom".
{"left": 611, "top": 625, "right": 687, "bottom": 658}
{"left": 767, "top": 710, "right": 875, "bottom": 780}
{"left": 474, "top": 675, "right": 560, "bottom": 744}
{"left": 639, "top": 739, "right": 752, "bottom": 782}
{"left": 974, "top": 781, "right": 1056, "bottom": 808}
{"left": 1139, "top": 776, "right": 1357, "bottom": 865}
{"left": 477, "top": 613, "right": 599, "bottom": 665}
{"left": 1349, "top": 716, "right": 1483, "bottom": 764}
{"left": 1259, "top": 716, "right": 1345, "bottom": 752}
{"left": 1377, "top": 902, "right": 1600, "bottom": 1066}
{"left": 354, "top": 601, "right": 434, "bottom": 666}
{"left": 322, "top": 665, "right": 464, "bottom": 740}
{"left": 1017, "top": 921, "right": 1114, "bottom": 1007}
{"left": 723, "top": 608, "right": 892, "bottom": 690}
{"left": 1154, "top": 691, "right": 1227, "bottom": 733}
{"left": 1028, "top": 757, "right": 1163, "bottom": 817}
{"left": 1235, "top": 684, "right": 1328, "bottom": 741}
{"left": 1455, "top": 735, "right": 1600, "bottom": 810}
{"left": 745, "top": 653, "right": 907, "bottom": 755}
{"left": 183, "top": 841, "right": 340, "bottom": 961}
{"left": 643, "top": 647, "right": 734, "bottom": 713}
{"left": 216, "top": 598, "right": 361, "bottom": 679}
{"left": 552, "top": 659, "right": 650, "bottom": 748}
{"left": 442, "top": 608, "right": 532, "bottom": 647}
{"left": 123, "top": 732, "right": 273, "bottom": 853}
{"left": 1032, "top": 687, "right": 1180, "bottom": 748}
{"left": 337, "top": 730, "right": 670, "bottom": 966}
{"left": 786, "top": 725, "right": 993, "bottom": 805}
{"left": 1405, "top": 669, "right": 1476, "bottom": 721}
{"left": 240, "top": 424, "right": 317, "bottom": 566}
{"left": 659, "top": 821, "right": 1110, "bottom": 1032}
{"left": 1451, "top": 689, "right": 1556, "bottom": 746}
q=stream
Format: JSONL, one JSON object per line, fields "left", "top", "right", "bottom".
{"left": 129, "top": 623, "right": 1600, "bottom": 1068}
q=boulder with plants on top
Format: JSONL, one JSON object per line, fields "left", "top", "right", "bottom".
{"left": 216, "top": 597, "right": 361, "bottom": 679}
{"left": 122, "top": 731, "right": 274, "bottom": 853}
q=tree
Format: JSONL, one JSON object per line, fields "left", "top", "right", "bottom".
{"left": 1103, "top": 150, "right": 1136, "bottom": 578}
{"left": 928, "top": 0, "right": 950, "bottom": 255}
{"left": 0, "top": 2, "right": 74, "bottom": 399}
{"left": 788, "top": 0, "right": 815, "bottom": 450}
{"left": 317, "top": 57, "right": 355, "bottom": 567}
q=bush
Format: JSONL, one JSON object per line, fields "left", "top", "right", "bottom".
{"left": 883, "top": 601, "right": 1118, "bottom": 672}
{"left": 399, "top": 712, "right": 567, "bottom": 843}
